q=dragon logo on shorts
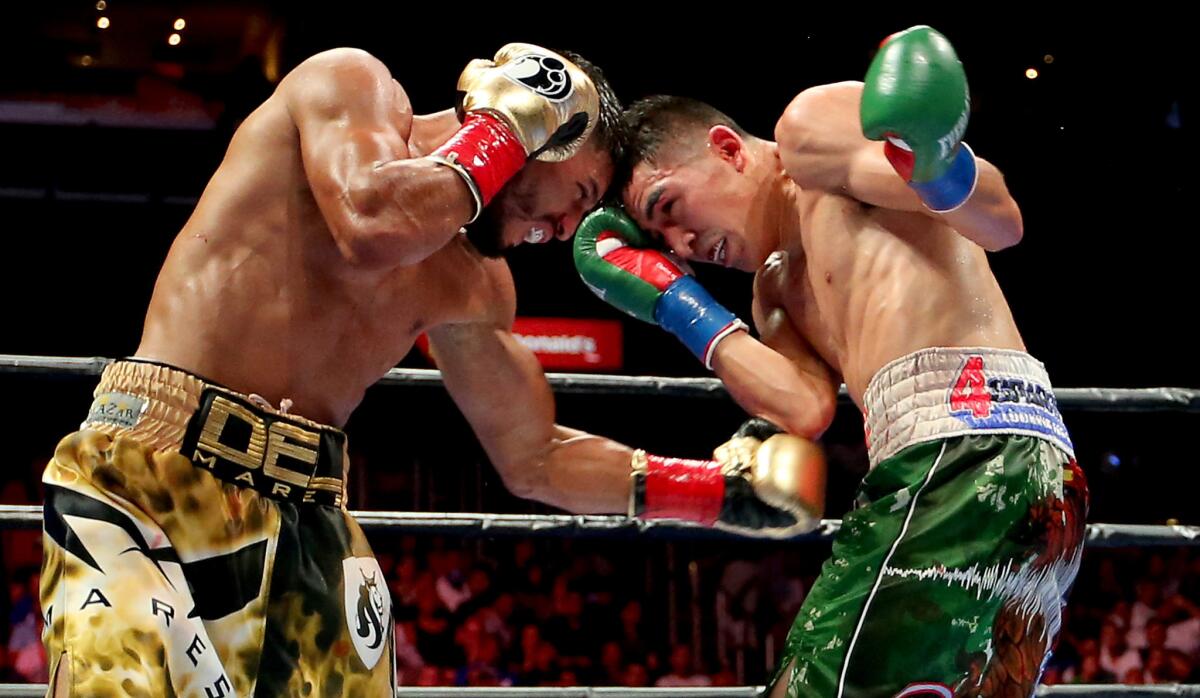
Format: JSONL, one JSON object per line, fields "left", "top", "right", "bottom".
{"left": 502, "top": 53, "right": 573, "bottom": 102}
{"left": 342, "top": 557, "right": 390, "bottom": 669}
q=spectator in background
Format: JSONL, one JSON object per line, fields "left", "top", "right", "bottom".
{"left": 1097, "top": 557, "right": 1124, "bottom": 604}
{"left": 1121, "top": 667, "right": 1145, "bottom": 685}
{"left": 623, "top": 662, "right": 650, "bottom": 688}
{"left": 1161, "top": 594, "right": 1200, "bottom": 655}
{"left": 0, "top": 481, "right": 40, "bottom": 574}
{"left": 617, "top": 599, "right": 655, "bottom": 672}
{"left": 525, "top": 642, "right": 561, "bottom": 686}
{"left": 413, "top": 665, "right": 442, "bottom": 687}
{"left": 516, "top": 624, "right": 543, "bottom": 679}
{"left": 395, "top": 619, "right": 425, "bottom": 684}
{"left": 391, "top": 554, "right": 421, "bottom": 612}
{"left": 554, "top": 669, "right": 579, "bottom": 687}
{"left": 1128, "top": 579, "right": 1162, "bottom": 647}
{"left": 415, "top": 583, "right": 459, "bottom": 668}
{"left": 1105, "top": 600, "right": 1132, "bottom": 633}
{"left": 456, "top": 634, "right": 513, "bottom": 687}
{"left": 1143, "top": 647, "right": 1174, "bottom": 683}
{"left": 711, "top": 664, "right": 739, "bottom": 686}
{"left": 1141, "top": 618, "right": 1169, "bottom": 657}
{"left": 1070, "top": 654, "right": 1114, "bottom": 683}
{"left": 1099, "top": 621, "right": 1142, "bottom": 680}
{"left": 655, "top": 644, "right": 711, "bottom": 688}
{"left": 545, "top": 580, "right": 591, "bottom": 672}
{"left": 436, "top": 550, "right": 472, "bottom": 613}
{"left": 6, "top": 569, "right": 45, "bottom": 682}
{"left": 477, "top": 592, "right": 516, "bottom": 650}
{"left": 597, "top": 640, "right": 624, "bottom": 685}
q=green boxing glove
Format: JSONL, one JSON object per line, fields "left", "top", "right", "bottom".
{"left": 574, "top": 206, "right": 747, "bottom": 369}
{"left": 861, "top": 25, "right": 978, "bottom": 212}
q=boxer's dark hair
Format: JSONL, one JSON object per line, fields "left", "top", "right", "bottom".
{"left": 615, "top": 95, "right": 748, "bottom": 192}
{"left": 557, "top": 49, "right": 627, "bottom": 165}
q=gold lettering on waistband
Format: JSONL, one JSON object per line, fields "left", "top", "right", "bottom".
{"left": 264, "top": 422, "right": 320, "bottom": 487}
{"left": 197, "top": 396, "right": 268, "bottom": 469}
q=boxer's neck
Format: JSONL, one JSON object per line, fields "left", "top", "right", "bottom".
{"left": 747, "top": 141, "right": 796, "bottom": 263}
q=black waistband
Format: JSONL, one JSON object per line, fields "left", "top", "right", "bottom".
{"left": 180, "top": 387, "right": 346, "bottom": 507}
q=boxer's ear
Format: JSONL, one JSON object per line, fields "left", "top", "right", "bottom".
{"left": 707, "top": 125, "right": 745, "bottom": 172}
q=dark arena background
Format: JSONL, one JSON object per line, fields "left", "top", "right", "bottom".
{"left": 0, "top": 3, "right": 1195, "bottom": 694}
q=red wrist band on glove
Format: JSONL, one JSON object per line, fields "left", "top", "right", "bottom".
{"left": 641, "top": 454, "right": 725, "bottom": 525}
{"left": 431, "top": 112, "right": 527, "bottom": 221}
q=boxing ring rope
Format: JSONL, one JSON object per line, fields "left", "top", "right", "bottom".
{"left": 3, "top": 354, "right": 1199, "bottom": 409}
{"left": 0, "top": 685, "right": 1197, "bottom": 697}
{"left": 2, "top": 354, "right": 1198, "bottom": 697}
{"left": 1, "top": 506, "right": 1197, "bottom": 546}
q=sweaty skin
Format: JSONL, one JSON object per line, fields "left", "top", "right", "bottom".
{"left": 135, "top": 48, "right": 630, "bottom": 513}
{"left": 624, "top": 82, "right": 1025, "bottom": 437}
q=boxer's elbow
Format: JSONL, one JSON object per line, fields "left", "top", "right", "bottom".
{"left": 973, "top": 198, "right": 1024, "bottom": 252}
{"left": 775, "top": 89, "right": 854, "bottom": 192}
{"left": 756, "top": 384, "right": 837, "bottom": 441}
{"left": 993, "top": 200, "right": 1024, "bottom": 250}
{"left": 491, "top": 452, "right": 552, "bottom": 504}
{"left": 496, "top": 465, "right": 543, "bottom": 502}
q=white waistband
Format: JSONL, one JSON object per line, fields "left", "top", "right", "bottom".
{"left": 862, "top": 347, "right": 1074, "bottom": 466}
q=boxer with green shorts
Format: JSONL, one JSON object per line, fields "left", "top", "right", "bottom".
{"left": 577, "top": 25, "right": 1087, "bottom": 697}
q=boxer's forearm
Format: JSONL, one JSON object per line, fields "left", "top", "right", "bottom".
{"left": 796, "top": 140, "right": 1022, "bottom": 251}
{"left": 937, "top": 159, "right": 1024, "bottom": 251}
{"left": 538, "top": 427, "right": 635, "bottom": 513}
{"left": 324, "top": 157, "right": 476, "bottom": 269}
{"left": 778, "top": 83, "right": 1023, "bottom": 251}
{"left": 431, "top": 321, "right": 635, "bottom": 515}
{"left": 847, "top": 148, "right": 1023, "bottom": 250}
{"left": 712, "top": 333, "right": 836, "bottom": 440}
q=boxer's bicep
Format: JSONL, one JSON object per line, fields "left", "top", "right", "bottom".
{"left": 286, "top": 49, "right": 472, "bottom": 267}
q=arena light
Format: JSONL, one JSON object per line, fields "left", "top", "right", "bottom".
{"left": 80, "top": 55, "right": 94, "bottom": 67}
{"left": 174, "top": 18, "right": 186, "bottom": 30}
{"left": 1043, "top": 54, "right": 1054, "bottom": 64}
{"left": 168, "top": 32, "right": 181, "bottom": 46}
{"left": 1025, "top": 67, "right": 1039, "bottom": 79}
{"left": 95, "top": 0, "right": 106, "bottom": 9}
{"left": 96, "top": 16, "right": 110, "bottom": 29}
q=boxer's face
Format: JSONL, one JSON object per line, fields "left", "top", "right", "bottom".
{"left": 465, "top": 144, "right": 612, "bottom": 257}
{"left": 622, "top": 127, "right": 770, "bottom": 273}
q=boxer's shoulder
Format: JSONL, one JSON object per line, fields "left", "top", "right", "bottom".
{"left": 279, "top": 48, "right": 412, "bottom": 124}
{"left": 775, "top": 81, "right": 863, "bottom": 140}
{"left": 287, "top": 47, "right": 392, "bottom": 84}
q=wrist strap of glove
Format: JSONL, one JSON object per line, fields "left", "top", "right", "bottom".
{"left": 909, "top": 142, "right": 978, "bottom": 213}
{"left": 654, "top": 276, "right": 748, "bottom": 369}
{"left": 630, "top": 450, "right": 725, "bottom": 525}
{"left": 430, "top": 112, "right": 527, "bottom": 223}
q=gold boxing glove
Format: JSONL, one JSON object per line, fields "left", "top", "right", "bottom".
{"left": 431, "top": 43, "right": 600, "bottom": 222}
{"left": 458, "top": 43, "right": 599, "bottom": 162}
{"left": 630, "top": 419, "right": 826, "bottom": 539}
